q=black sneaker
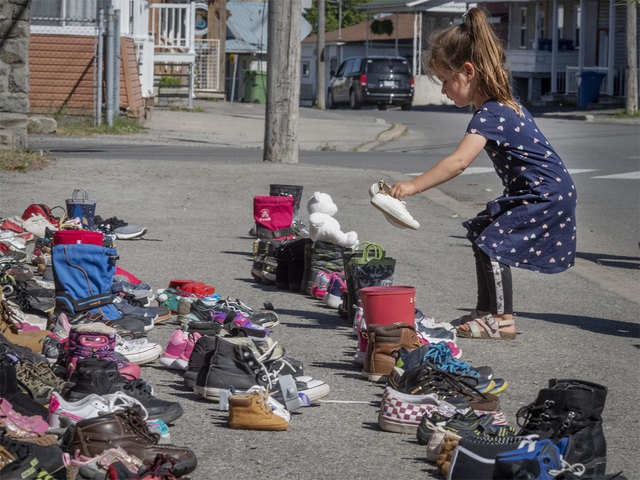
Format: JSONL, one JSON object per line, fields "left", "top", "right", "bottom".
{"left": 94, "top": 216, "right": 146, "bottom": 240}
{"left": 212, "top": 298, "right": 280, "bottom": 329}
{"left": 194, "top": 338, "right": 267, "bottom": 401}
{"left": 78, "top": 311, "right": 149, "bottom": 334}
{"left": 444, "top": 434, "right": 538, "bottom": 479}
{"left": 0, "top": 334, "right": 47, "bottom": 364}
{"left": 183, "top": 335, "right": 219, "bottom": 390}
{"left": 64, "top": 358, "right": 183, "bottom": 424}
{"left": 0, "top": 433, "right": 65, "bottom": 479}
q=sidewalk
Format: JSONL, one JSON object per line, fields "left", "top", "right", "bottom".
{"left": 143, "top": 100, "right": 406, "bottom": 151}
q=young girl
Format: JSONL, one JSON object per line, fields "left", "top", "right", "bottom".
{"left": 390, "top": 8, "right": 577, "bottom": 340}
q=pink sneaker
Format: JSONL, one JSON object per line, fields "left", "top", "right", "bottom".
{"left": 0, "top": 398, "right": 50, "bottom": 434}
{"left": 446, "top": 341, "right": 463, "bottom": 360}
{"left": 50, "top": 312, "right": 72, "bottom": 340}
{"left": 158, "top": 329, "right": 188, "bottom": 370}
{"left": 184, "top": 332, "right": 201, "bottom": 363}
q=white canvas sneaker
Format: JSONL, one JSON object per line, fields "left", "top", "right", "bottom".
{"left": 115, "top": 335, "right": 163, "bottom": 364}
{"left": 369, "top": 180, "right": 420, "bottom": 230}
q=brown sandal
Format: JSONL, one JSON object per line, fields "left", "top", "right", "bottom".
{"left": 451, "top": 311, "right": 489, "bottom": 327}
{"left": 456, "top": 315, "right": 516, "bottom": 340}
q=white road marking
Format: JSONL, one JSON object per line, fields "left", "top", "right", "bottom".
{"left": 407, "top": 167, "right": 495, "bottom": 176}
{"left": 592, "top": 171, "right": 640, "bottom": 180}
{"left": 317, "top": 400, "right": 376, "bottom": 405}
{"left": 567, "top": 169, "right": 597, "bottom": 174}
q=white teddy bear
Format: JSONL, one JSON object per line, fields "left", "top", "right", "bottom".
{"left": 307, "top": 192, "right": 358, "bottom": 248}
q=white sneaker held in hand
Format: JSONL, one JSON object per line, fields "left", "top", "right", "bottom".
{"left": 369, "top": 180, "right": 420, "bottom": 230}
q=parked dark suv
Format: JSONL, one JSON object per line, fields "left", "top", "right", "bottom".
{"left": 327, "top": 56, "right": 414, "bottom": 110}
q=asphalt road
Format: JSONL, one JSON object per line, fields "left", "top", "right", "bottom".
{"left": 16, "top": 111, "right": 640, "bottom": 479}
{"left": 31, "top": 110, "right": 640, "bottom": 290}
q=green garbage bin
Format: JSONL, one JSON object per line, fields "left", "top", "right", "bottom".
{"left": 243, "top": 70, "right": 267, "bottom": 104}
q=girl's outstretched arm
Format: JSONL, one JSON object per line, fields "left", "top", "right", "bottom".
{"left": 390, "top": 133, "right": 487, "bottom": 200}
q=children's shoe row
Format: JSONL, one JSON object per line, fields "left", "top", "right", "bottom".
{"left": 421, "top": 379, "right": 624, "bottom": 480}
{"left": 157, "top": 310, "right": 330, "bottom": 432}
{"left": 0, "top": 347, "right": 197, "bottom": 479}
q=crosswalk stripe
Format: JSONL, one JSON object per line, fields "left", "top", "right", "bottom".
{"left": 567, "top": 169, "right": 597, "bottom": 174}
{"left": 592, "top": 171, "right": 640, "bottom": 180}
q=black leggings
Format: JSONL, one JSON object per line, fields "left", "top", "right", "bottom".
{"left": 472, "top": 244, "right": 513, "bottom": 315}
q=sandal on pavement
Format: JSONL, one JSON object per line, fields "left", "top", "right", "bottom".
{"left": 456, "top": 315, "right": 516, "bottom": 340}
{"left": 451, "top": 311, "right": 488, "bottom": 327}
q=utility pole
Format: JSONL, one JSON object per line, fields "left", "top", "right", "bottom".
{"left": 316, "top": 0, "right": 325, "bottom": 109}
{"left": 626, "top": 0, "right": 638, "bottom": 114}
{"left": 264, "top": 0, "right": 302, "bottom": 163}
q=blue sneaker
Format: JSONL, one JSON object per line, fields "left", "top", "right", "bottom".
{"left": 146, "top": 418, "right": 171, "bottom": 443}
{"left": 493, "top": 437, "right": 581, "bottom": 480}
{"left": 422, "top": 342, "right": 493, "bottom": 382}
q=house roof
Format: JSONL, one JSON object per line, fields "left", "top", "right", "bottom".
{"left": 357, "top": 0, "right": 470, "bottom": 13}
{"left": 226, "top": 1, "right": 312, "bottom": 54}
{"left": 303, "top": 6, "right": 464, "bottom": 44}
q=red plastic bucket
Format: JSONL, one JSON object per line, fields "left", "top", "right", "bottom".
{"left": 360, "top": 286, "right": 416, "bottom": 326}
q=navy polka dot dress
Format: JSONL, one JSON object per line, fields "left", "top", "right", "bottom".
{"left": 463, "top": 100, "right": 577, "bottom": 274}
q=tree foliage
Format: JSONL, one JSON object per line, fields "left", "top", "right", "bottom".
{"left": 303, "top": 0, "right": 370, "bottom": 35}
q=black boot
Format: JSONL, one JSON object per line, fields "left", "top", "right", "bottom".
{"left": 517, "top": 379, "right": 607, "bottom": 477}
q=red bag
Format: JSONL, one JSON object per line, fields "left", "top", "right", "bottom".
{"left": 168, "top": 280, "right": 215, "bottom": 298}
{"left": 53, "top": 230, "right": 103, "bottom": 246}
{"left": 253, "top": 196, "right": 293, "bottom": 232}
{"left": 22, "top": 204, "right": 60, "bottom": 227}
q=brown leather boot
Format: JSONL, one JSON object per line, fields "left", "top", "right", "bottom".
{"left": 67, "top": 408, "right": 197, "bottom": 476}
{"left": 361, "top": 322, "right": 421, "bottom": 382}
{"left": 0, "top": 293, "right": 50, "bottom": 354}
{"left": 228, "top": 389, "right": 289, "bottom": 431}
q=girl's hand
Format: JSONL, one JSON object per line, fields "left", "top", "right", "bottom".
{"left": 390, "top": 181, "right": 418, "bottom": 200}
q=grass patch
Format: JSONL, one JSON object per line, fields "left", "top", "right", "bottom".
{"left": 318, "top": 143, "right": 337, "bottom": 151}
{"left": 0, "top": 149, "right": 55, "bottom": 172}
{"left": 610, "top": 110, "right": 640, "bottom": 119}
{"left": 168, "top": 106, "right": 205, "bottom": 113}
{"left": 56, "top": 116, "right": 147, "bottom": 136}
{"left": 158, "top": 76, "right": 182, "bottom": 88}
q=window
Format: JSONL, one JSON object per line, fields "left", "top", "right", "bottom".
{"left": 557, "top": 5, "right": 565, "bottom": 39}
{"left": 519, "top": 7, "right": 527, "bottom": 48}
{"left": 302, "top": 62, "right": 310, "bottom": 78}
{"left": 366, "top": 59, "right": 410, "bottom": 74}
{"left": 538, "top": 8, "right": 545, "bottom": 40}
{"left": 351, "top": 58, "right": 362, "bottom": 74}
{"left": 335, "top": 62, "right": 346, "bottom": 77}
{"left": 344, "top": 59, "right": 356, "bottom": 75}
{"left": 330, "top": 57, "right": 338, "bottom": 74}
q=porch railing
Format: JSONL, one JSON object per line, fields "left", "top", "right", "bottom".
{"left": 149, "top": 3, "right": 195, "bottom": 54}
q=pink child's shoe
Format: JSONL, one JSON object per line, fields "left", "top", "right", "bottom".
{"left": 158, "top": 330, "right": 200, "bottom": 371}
{"left": 310, "top": 271, "right": 330, "bottom": 300}
{"left": 0, "top": 398, "right": 50, "bottom": 434}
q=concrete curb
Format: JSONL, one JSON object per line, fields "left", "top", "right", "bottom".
{"left": 541, "top": 112, "right": 640, "bottom": 125}
{"left": 542, "top": 113, "right": 594, "bottom": 121}
{"left": 355, "top": 122, "right": 408, "bottom": 152}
